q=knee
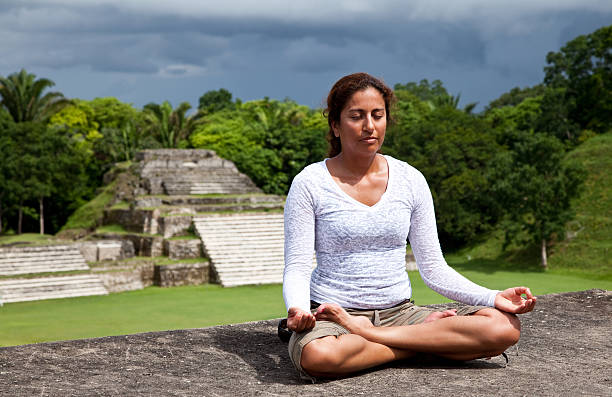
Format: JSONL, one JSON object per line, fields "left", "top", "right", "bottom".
{"left": 481, "top": 309, "right": 521, "bottom": 351}
{"left": 300, "top": 338, "right": 346, "bottom": 375}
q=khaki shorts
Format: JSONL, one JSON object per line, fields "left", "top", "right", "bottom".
{"left": 288, "top": 300, "right": 487, "bottom": 381}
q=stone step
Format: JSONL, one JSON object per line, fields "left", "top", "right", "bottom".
{"left": 161, "top": 203, "right": 284, "bottom": 213}
{"left": 153, "top": 168, "right": 245, "bottom": 176}
{"left": 194, "top": 213, "right": 286, "bottom": 287}
{"left": 0, "top": 256, "right": 86, "bottom": 265}
{"left": 194, "top": 218, "right": 284, "bottom": 227}
{"left": 0, "top": 245, "right": 79, "bottom": 254}
{"left": 0, "top": 264, "right": 89, "bottom": 276}
{"left": 0, "top": 247, "right": 89, "bottom": 276}
{"left": 190, "top": 188, "right": 258, "bottom": 195}
{"left": 199, "top": 235, "right": 283, "bottom": 244}
{"left": 0, "top": 275, "right": 108, "bottom": 303}
{"left": 143, "top": 195, "right": 284, "bottom": 206}
{"left": 195, "top": 224, "right": 283, "bottom": 232}
{"left": 213, "top": 264, "right": 284, "bottom": 273}
{"left": 206, "top": 247, "right": 284, "bottom": 261}
{"left": 194, "top": 216, "right": 284, "bottom": 223}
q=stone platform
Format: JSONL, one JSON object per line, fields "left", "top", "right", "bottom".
{"left": 0, "top": 290, "right": 609, "bottom": 396}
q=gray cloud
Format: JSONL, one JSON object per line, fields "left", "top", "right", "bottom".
{"left": 0, "top": 1, "right": 610, "bottom": 110}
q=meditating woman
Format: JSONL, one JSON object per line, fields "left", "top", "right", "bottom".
{"left": 282, "top": 72, "right": 536, "bottom": 380}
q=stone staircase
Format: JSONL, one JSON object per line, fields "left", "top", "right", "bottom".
{"left": 193, "top": 213, "right": 285, "bottom": 287}
{"left": 99, "top": 149, "right": 295, "bottom": 288}
{"left": 162, "top": 173, "right": 259, "bottom": 195}
{"left": 0, "top": 245, "right": 107, "bottom": 304}
{"left": 0, "top": 275, "right": 107, "bottom": 304}
{"left": 134, "top": 149, "right": 261, "bottom": 196}
{"left": 0, "top": 245, "right": 90, "bottom": 275}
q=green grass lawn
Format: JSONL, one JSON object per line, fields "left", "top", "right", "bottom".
{"left": 1, "top": 264, "right": 610, "bottom": 347}
{"left": 0, "top": 233, "right": 61, "bottom": 246}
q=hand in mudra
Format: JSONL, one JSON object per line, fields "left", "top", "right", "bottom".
{"left": 286, "top": 307, "right": 316, "bottom": 332}
{"left": 495, "top": 287, "right": 537, "bottom": 314}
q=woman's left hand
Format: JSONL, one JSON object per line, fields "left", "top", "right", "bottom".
{"left": 494, "top": 287, "right": 537, "bottom": 314}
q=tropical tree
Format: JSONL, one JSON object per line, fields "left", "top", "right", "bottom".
{"left": 198, "top": 88, "right": 236, "bottom": 115}
{"left": 385, "top": 92, "right": 502, "bottom": 247}
{"left": 544, "top": 25, "right": 612, "bottom": 132}
{"left": 144, "top": 101, "right": 194, "bottom": 148}
{"left": 0, "top": 109, "right": 17, "bottom": 233}
{"left": 10, "top": 121, "right": 86, "bottom": 235}
{"left": 489, "top": 131, "right": 585, "bottom": 267}
{"left": 190, "top": 98, "right": 326, "bottom": 194}
{"left": 0, "top": 69, "right": 69, "bottom": 123}
{"left": 486, "top": 85, "right": 547, "bottom": 110}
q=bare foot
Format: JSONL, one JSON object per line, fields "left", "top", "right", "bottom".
{"left": 423, "top": 309, "right": 457, "bottom": 324}
{"left": 314, "top": 303, "right": 372, "bottom": 333}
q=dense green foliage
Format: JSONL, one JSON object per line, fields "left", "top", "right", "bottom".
{"left": 385, "top": 86, "right": 501, "bottom": 246}
{"left": 544, "top": 25, "right": 612, "bottom": 133}
{"left": 0, "top": 69, "right": 69, "bottom": 123}
{"left": 548, "top": 132, "right": 612, "bottom": 274}
{"left": 0, "top": 25, "right": 610, "bottom": 269}
{"left": 143, "top": 100, "right": 193, "bottom": 148}
{"left": 190, "top": 98, "right": 327, "bottom": 194}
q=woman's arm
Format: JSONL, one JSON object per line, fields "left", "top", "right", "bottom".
{"left": 283, "top": 173, "right": 316, "bottom": 316}
{"left": 408, "top": 172, "right": 499, "bottom": 307}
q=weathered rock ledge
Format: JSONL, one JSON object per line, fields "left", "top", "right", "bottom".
{"left": 0, "top": 289, "right": 610, "bottom": 396}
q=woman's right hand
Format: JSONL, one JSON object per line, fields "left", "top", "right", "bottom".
{"left": 286, "top": 307, "right": 316, "bottom": 332}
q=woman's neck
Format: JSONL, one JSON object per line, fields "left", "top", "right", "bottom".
{"left": 332, "top": 152, "right": 384, "bottom": 179}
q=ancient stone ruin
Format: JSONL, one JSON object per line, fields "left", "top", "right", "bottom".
{"left": 0, "top": 149, "right": 285, "bottom": 303}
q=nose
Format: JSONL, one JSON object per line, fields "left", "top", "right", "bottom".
{"left": 363, "top": 115, "right": 375, "bottom": 132}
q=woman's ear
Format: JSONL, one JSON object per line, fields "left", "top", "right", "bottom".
{"left": 331, "top": 121, "right": 340, "bottom": 138}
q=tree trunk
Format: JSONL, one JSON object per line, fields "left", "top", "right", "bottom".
{"left": 39, "top": 197, "right": 44, "bottom": 235}
{"left": 18, "top": 201, "right": 23, "bottom": 235}
{"left": 541, "top": 239, "right": 548, "bottom": 268}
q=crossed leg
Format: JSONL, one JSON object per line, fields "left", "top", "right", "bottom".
{"left": 301, "top": 305, "right": 520, "bottom": 378}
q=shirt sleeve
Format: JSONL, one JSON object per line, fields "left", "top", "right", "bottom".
{"left": 282, "top": 173, "right": 315, "bottom": 312}
{"left": 408, "top": 172, "right": 498, "bottom": 307}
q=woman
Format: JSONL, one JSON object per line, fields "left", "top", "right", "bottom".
{"left": 283, "top": 72, "right": 536, "bottom": 380}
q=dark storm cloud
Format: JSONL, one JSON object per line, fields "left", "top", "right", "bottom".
{"left": 1, "top": 1, "right": 610, "bottom": 109}
{"left": 1, "top": 1, "right": 489, "bottom": 76}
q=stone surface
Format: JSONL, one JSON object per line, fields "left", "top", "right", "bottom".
{"left": 94, "top": 263, "right": 154, "bottom": 293}
{"left": 96, "top": 241, "right": 125, "bottom": 262}
{"left": 153, "top": 262, "right": 209, "bottom": 287}
{"left": 159, "top": 215, "right": 194, "bottom": 238}
{"left": 95, "top": 234, "right": 165, "bottom": 258}
{"left": 134, "top": 149, "right": 261, "bottom": 196}
{"left": 0, "top": 290, "right": 609, "bottom": 396}
{"left": 164, "top": 239, "right": 202, "bottom": 260}
{"left": 75, "top": 242, "right": 99, "bottom": 263}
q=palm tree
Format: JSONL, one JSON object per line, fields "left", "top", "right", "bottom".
{"left": 0, "top": 69, "right": 70, "bottom": 234}
{"left": 0, "top": 69, "right": 69, "bottom": 123}
{"left": 143, "top": 101, "right": 194, "bottom": 148}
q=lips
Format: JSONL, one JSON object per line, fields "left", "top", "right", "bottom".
{"left": 360, "top": 137, "right": 378, "bottom": 143}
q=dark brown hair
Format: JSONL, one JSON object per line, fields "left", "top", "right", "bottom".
{"left": 323, "top": 72, "right": 396, "bottom": 157}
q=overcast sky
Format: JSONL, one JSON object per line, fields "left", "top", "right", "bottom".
{"left": 1, "top": 1, "right": 610, "bottom": 111}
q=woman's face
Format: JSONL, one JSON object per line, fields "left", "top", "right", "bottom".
{"left": 333, "top": 87, "right": 387, "bottom": 158}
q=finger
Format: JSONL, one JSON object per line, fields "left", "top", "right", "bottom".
{"left": 518, "top": 287, "right": 534, "bottom": 299}
{"left": 518, "top": 299, "right": 536, "bottom": 314}
{"left": 514, "top": 286, "right": 534, "bottom": 299}
{"left": 307, "top": 315, "right": 316, "bottom": 329}
{"left": 526, "top": 298, "right": 536, "bottom": 312}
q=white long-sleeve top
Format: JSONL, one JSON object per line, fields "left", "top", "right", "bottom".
{"left": 283, "top": 155, "right": 498, "bottom": 313}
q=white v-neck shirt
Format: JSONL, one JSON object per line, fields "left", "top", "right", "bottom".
{"left": 283, "top": 155, "right": 498, "bottom": 312}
